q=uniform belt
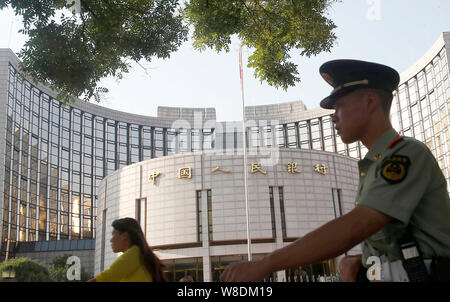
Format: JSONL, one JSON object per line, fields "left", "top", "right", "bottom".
{"left": 378, "top": 257, "right": 432, "bottom": 282}
{"left": 377, "top": 258, "right": 450, "bottom": 282}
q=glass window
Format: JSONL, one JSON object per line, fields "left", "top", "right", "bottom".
{"left": 130, "top": 146, "right": 139, "bottom": 163}
{"left": 107, "top": 121, "right": 116, "bottom": 141}
{"left": 179, "top": 128, "right": 189, "bottom": 152}
{"left": 40, "top": 118, "right": 49, "bottom": 140}
{"left": 286, "top": 123, "right": 297, "bottom": 148}
{"left": 203, "top": 129, "right": 213, "bottom": 150}
{"left": 118, "top": 123, "right": 128, "bottom": 144}
{"left": 411, "top": 102, "right": 420, "bottom": 125}
{"left": 235, "top": 131, "right": 243, "bottom": 149}
{"left": 408, "top": 78, "right": 418, "bottom": 104}
{"left": 40, "top": 96, "right": 50, "bottom": 120}
{"left": 348, "top": 143, "right": 359, "bottom": 159}
{"left": 418, "top": 72, "right": 427, "bottom": 98}
{"left": 130, "top": 125, "right": 140, "bottom": 146}
{"left": 299, "top": 121, "right": 310, "bottom": 149}
{"left": 433, "top": 57, "right": 442, "bottom": 84}
{"left": 72, "top": 152, "right": 81, "bottom": 171}
{"left": 227, "top": 131, "right": 237, "bottom": 150}
{"left": 191, "top": 129, "right": 201, "bottom": 152}
{"left": 119, "top": 143, "right": 127, "bottom": 163}
{"left": 398, "top": 85, "right": 408, "bottom": 109}
{"left": 215, "top": 132, "right": 224, "bottom": 150}
{"left": 106, "top": 141, "right": 115, "bottom": 159}
{"left": 429, "top": 91, "right": 437, "bottom": 113}
{"left": 167, "top": 128, "right": 177, "bottom": 155}
{"left": 440, "top": 48, "right": 449, "bottom": 77}
{"left": 72, "top": 132, "right": 81, "bottom": 151}
{"left": 275, "top": 125, "right": 285, "bottom": 148}
{"left": 249, "top": 127, "right": 260, "bottom": 148}
{"left": 322, "top": 116, "right": 335, "bottom": 153}
{"left": 401, "top": 108, "right": 411, "bottom": 129}
{"left": 155, "top": 128, "right": 164, "bottom": 148}
{"left": 95, "top": 139, "right": 104, "bottom": 157}
{"left": 142, "top": 127, "right": 152, "bottom": 148}
{"left": 426, "top": 64, "right": 435, "bottom": 91}
{"left": 143, "top": 148, "right": 152, "bottom": 160}
{"left": 310, "top": 119, "right": 322, "bottom": 150}
{"left": 72, "top": 110, "right": 81, "bottom": 134}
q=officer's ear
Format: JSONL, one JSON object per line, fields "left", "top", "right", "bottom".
{"left": 362, "top": 89, "right": 379, "bottom": 113}
{"left": 371, "top": 89, "right": 393, "bottom": 116}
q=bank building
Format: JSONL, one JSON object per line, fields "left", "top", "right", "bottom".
{"left": 0, "top": 32, "right": 449, "bottom": 281}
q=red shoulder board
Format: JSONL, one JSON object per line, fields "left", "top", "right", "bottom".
{"left": 387, "top": 136, "right": 404, "bottom": 149}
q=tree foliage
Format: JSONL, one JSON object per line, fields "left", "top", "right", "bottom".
{"left": 0, "top": 0, "right": 337, "bottom": 103}
{"left": 0, "top": 255, "right": 92, "bottom": 282}
{"left": 184, "top": 0, "right": 337, "bottom": 90}
{"left": 0, "top": 257, "right": 52, "bottom": 282}
{"left": 48, "top": 254, "right": 92, "bottom": 282}
{"left": 0, "top": 0, "right": 188, "bottom": 103}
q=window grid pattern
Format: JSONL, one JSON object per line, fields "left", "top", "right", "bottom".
{"left": 2, "top": 45, "right": 449, "bottom": 251}
{"left": 392, "top": 46, "right": 449, "bottom": 188}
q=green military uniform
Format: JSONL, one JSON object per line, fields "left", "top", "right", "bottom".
{"left": 318, "top": 59, "right": 450, "bottom": 280}
{"left": 356, "top": 128, "right": 450, "bottom": 267}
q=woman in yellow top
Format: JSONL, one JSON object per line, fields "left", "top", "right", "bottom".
{"left": 88, "top": 217, "right": 167, "bottom": 282}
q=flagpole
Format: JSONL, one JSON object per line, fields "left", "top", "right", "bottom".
{"left": 239, "top": 44, "right": 252, "bottom": 261}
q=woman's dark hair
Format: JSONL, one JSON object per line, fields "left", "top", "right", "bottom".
{"left": 112, "top": 217, "right": 168, "bottom": 282}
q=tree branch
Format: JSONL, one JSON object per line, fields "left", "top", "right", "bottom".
{"left": 80, "top": 0, "right": 98, "bottom": 18}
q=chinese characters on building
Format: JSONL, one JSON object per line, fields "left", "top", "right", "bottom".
{"left": 211, "top": 166, "right": 231, "bottom": 174}
{"left": 314, "top": 164, "right": 328, "bottom": 175}
{"left": 147, "top": 162, "right": 328, "bottom": 186}
{"left": 148, "top": 172, "right": 160, "bottom": 185}
{"left": 178, "top": 167, "right": 192, "bottom": 179}
{"left": 251, "top": 162, "right": 267, "bottom": 175}
{"left": 286, "top": 162, "right": 301, "bottom": 174}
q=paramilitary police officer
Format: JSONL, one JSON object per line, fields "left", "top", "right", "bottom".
{"left": 220, "top": 59, "right": 450, "bottom": 282}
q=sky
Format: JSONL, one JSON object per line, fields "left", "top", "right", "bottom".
{"left": 1, "top": 1, "right": 450, "bottom": 121}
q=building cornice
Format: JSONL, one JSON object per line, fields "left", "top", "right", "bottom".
{"left": 399, "top": 32, "right": 450, "bottom": 84}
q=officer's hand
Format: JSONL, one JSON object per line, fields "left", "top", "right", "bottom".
{"left": 220, "top": 260, "right": 269, "bottom": 282}
{"left": 338, "top": 255, "right": 362, "bottom": 282}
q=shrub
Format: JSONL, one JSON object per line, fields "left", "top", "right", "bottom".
{"left": 0, "top": 257, "right": 52, "bottom": 282}
{"left": 48, "top": 254, "right": 92, "bottom": 282}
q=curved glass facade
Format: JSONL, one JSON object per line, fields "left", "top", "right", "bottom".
{"left": 0, "top": 64, "right": 358, "bottom": 259}
{"left": 1, "top": 32, "right": 449, "bottom": 261}
{"left": 391, "top": 42, "right": 449, "bottom": 187}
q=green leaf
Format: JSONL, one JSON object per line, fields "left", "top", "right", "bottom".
{"left": 2, "top": 0, "right": 338, "bottom": 101}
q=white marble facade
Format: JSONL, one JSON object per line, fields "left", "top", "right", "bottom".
{"left": 95, "top": 148, "right": 360, "bottom": 281}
